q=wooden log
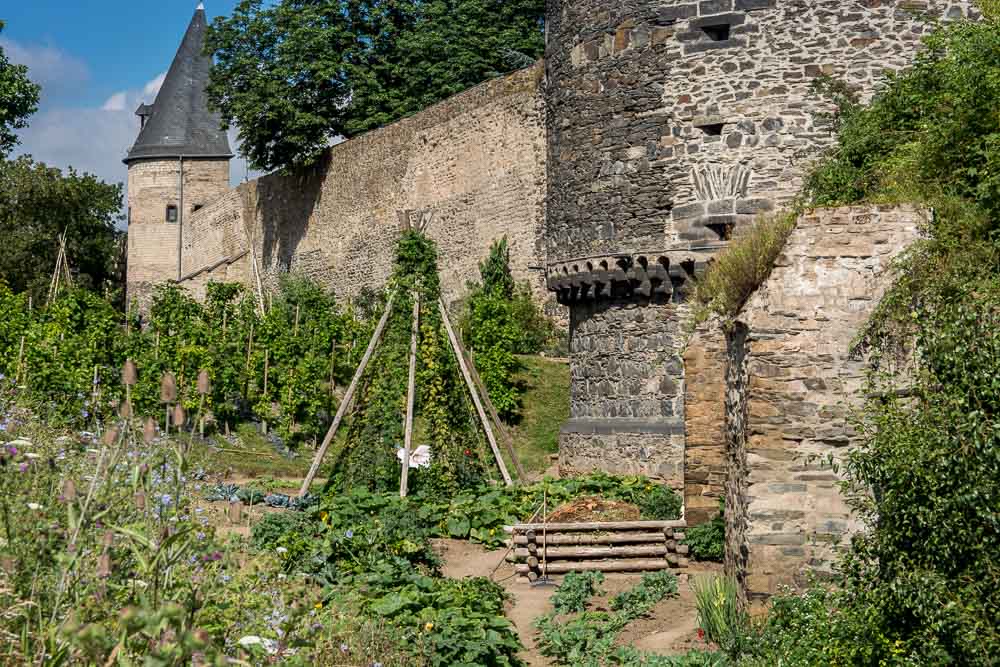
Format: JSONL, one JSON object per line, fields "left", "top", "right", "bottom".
{"left": 527, "top": 556, "right": 540, "bottom": 569}
{"left": 674, "top": 532, "right": 686, "bottom": 541}
{"left": 513, "top": 532, "right": 667, "bottom": 546}
{"left": 666, "top": 553, "right": 679, "bottom": 566}
{"left": 530, "top": 559, "right": 670, "bottom": 574}
{"left": 438, "top": 298, "right": 512, "bottom": 485}
{"left": 513, "top": 544, "right": 667, "bottom": 560}
{"left": 506, "top": 520, "right": 686, "bottom": 533}
{"left": 527, "top": 542, "right": 538, "bottom": 555}
{"left": 299, "top": 293, "right": 396, "bottom": 497}
{"left": 400, "top": 294, "right": 420, "bottom": 498}
{"left": 677, "top": 544, "right": 690, "bottom": 555}
{"left": 665, "top": 539, "right": 677, "bottom": 551}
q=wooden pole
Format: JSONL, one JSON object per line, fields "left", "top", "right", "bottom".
{"left": 400, "top": 293, "right": 420, "bottom": 498}
{"left": 437, "top": 298, "right": 512, "bottom": 486}
{"left": 262, "top": 350, "right": 269, "bottom": 435}
{"left": 294, "top": 305, "right": 300, "bottom": 336}
{"left": 460, "top": 343, "right": 526, "bottom": 479}
{"left": 299, "top": 292, "right": 396, "bottom": 497}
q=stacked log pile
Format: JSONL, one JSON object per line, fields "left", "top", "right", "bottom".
{"left": 504, "top": 519, "right": 689, "bottom": 582}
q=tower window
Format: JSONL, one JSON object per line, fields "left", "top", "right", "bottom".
{"left": 701, "top": 24, "right": 731, "bottom": 42}
{"left": 699, "top": 123, "right": 725, "bottom": 136}
{"left": 166, "top": 205, "right": 178, "bottom": 223}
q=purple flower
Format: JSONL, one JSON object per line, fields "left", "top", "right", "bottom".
{"left": 18, "top": 462, "right": 28, "bottom": 473}
{"left": 345, "top": 529, "right": 354, "bottom": 539}
{"left": 5, "top": 445, "right": 17, "bottom": 456}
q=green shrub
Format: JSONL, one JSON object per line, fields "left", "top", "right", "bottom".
{"left": 609, "top": 570, "right": 678, "bottom": 615}
{"left": 693, "top": 212, "right": 796, "bottom": 323}
{"left": 684, "top": 500, "right": 724, "bottom": 562}
{"left": 463, "top": 236, "right": 558, "bottom": 421}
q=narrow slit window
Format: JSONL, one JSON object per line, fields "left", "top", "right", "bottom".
{"left": 166, "top": 205, "right": 178, "bottom": 223}
{"left": 701, "top": 24, "right": 731, "bottom": 42}
{"left": 699, "top": 123, "right": 724, "bottom": 136}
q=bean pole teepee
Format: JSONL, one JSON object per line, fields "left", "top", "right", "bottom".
{"left": 299, "top": 218, "right": 523, "bottom": 497}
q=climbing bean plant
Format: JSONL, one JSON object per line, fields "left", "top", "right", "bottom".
{"left": 331, "top": 231, "right": 492, "bottom": 494}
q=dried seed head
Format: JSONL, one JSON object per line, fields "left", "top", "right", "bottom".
{"left": 143, "top": 417, "right": 157, "bottom": 444}
{"left": 97, "top": 552, "right": 111, "bottom": 579}
{"left": 160, "top": 372, "right": 177, "bottom": 403}
{"left": 118, "top": 401, "right": 131, "bottom": 419}
{"left": 102, "top": 531, "right": 114, "bottom": 550}
{"left": 61, "top": 478, "right": 77, "bottom": 502}
{"left": 102, "top": 426, "right": 120, "bottom": 446}
{"left": 122, "top": 359, "right": 138, "bottom": 386}
{"left": 172, "top": 404, "right": 186, "bottom": 427}
{"left": 197, "top": 370, "right": 210, "bottom": 396}
{"left": 134, "top": 491, "right": 146, "bottom": 511}
{"left": 0, "top": 556, "right": 15, "bottom": 575}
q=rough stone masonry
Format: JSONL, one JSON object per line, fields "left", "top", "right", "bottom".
{"left": 544, "top": 0, "right": 975, "bottom": 499}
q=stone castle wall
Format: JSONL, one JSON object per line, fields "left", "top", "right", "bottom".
{"left": 726, "top": 204, "right": 923, "bottom": 600}
{"left": 178, "top": 63, "right": 547, "bottom": 309}
{"left": 545, "top": 0, "right": 975, "bottom": 501}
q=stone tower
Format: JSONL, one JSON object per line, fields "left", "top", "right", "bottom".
{"left": 543, "top": 0, "right": 975, "bottom": 507}
{"left": 124, "top": 3, "right": 232, "bottom": 309}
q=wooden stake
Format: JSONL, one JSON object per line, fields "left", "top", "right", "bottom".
{"left": 400, "top": 293, "right": 420, "bottom": 498}
{"left": 462, "top": 344, "right": 526, "bottom": 479}
{"left": 15, "top": 336, "right": 25, "bottom": 384}
{"left": 299, "top": 292, "right": 396, "bottom": 497}
{"left": 437, "top": 298, "right": 512, "bottom": 486}
{"left": 294, "top": 305, "right": 300, "bottom": 336}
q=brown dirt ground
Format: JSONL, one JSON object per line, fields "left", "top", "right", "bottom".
{"left": 432, "top": 539, "right": 721, "bottom": 666}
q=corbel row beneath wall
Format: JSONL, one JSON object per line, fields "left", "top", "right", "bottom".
{"left": 545, "top": 247, "right": 718, "bottom": 305}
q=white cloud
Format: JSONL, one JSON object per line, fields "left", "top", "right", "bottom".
{"left": 0, "top": 38, "right": 89, "bottom": 107}
{"left": 143, "top": 72, "right": 167, "bottom": 98}
{"left": 101, "top": 92, "right": 127, "bottom": 112}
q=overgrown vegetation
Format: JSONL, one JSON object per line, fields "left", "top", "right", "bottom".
{"left": 692, "top": 211, "right": 796, "bottom": 323}
{"left": 206, "top": 0, "right": 546, "bottom": 171}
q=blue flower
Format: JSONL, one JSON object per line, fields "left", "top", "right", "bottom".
{"left": 159, "top": 493, "right": 172, "bottom": 506}
{"left": 345, "top": 529, "right": 354, "bottom": 539}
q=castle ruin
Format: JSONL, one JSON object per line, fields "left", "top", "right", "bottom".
{"left": 126, "top": 0, "right": 977, "bottom": 598}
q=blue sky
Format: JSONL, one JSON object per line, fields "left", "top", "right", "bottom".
{"left": 1, "top": 1, "right": 252, "bottom": 188}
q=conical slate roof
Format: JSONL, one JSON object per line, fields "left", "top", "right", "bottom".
{"left": 124, "top": 4, "right": 232, "bottom": 163}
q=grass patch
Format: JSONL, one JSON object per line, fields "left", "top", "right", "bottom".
{"left": 693, "top": 212, "right": 797, "bottom": 324}
{"left": 192, "top": 423, "right": 314, "bottom": 480}
{"left": 510, "top": 354, "right": 570, "bottom": 473}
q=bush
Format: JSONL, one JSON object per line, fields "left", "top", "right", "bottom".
{"left": 692, "top": 212, "right": 796, "bottom": 323}
{"left": 463, "top": 237, "right": 557, "bottom": 421}
{"left": 684, "top": 500, "right": 724, "bottom": 562}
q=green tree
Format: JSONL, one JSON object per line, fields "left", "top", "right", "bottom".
{"left": 0, "top": 156, "right": 123, "bottom": 303}
{"left": 206, "top": 0, "right": 544, "bottom": 171}
{"left": 0, "top": 21, "right": 40, "bottom": 158}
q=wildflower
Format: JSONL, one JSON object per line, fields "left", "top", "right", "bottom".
{"left": 314, "top": 602, "right": 323, "bottom": 609}
{"left": 238, "top": 635, "right": 263, "bottom": 648}
{"left": 5, "top": 445, "right": 17, "bottom": 456}
{"left": 464, "top": 449, "right": 471, "bottom": 456}
{"left": 276, "top": 546, "right": 288, "bottom": 554}
{"left": 340, "top": 643, "right": 349, "bottom": 654}
{"left": 345, "top": 529, "right": 354, "bottom": 539}
{"left": 697, "top": 628, "right": 705, "bottom": 640}
{"left": 24, "top": 452, "right": 39, "bottom": 460}
{"left": 18, "top": 463, "right": 27, "bottom": 473}
{"left": 27, "top": 503, "right": 42, "bottom": 511}
{"left": 424, "top": 622, "right": 434, "bottom": 632}
{"left": 159, "top": 494, "right": 172, "bottom": 506}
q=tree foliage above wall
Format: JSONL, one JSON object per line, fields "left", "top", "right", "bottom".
{"left": 0, "top": 21, "right": 39, "bottom": 158}
{"left": 0, "top": 156, "right": 124, "bottom": 305}
{"left": 205, "top": 0, "right": 545, "bottom": 172}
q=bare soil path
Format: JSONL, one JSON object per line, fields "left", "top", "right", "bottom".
{"left": 432, "top": 538, "right": 719, "bottom": 665}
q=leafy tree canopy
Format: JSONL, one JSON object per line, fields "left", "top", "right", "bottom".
{"left": 206, "top": 0, "right": 544, "bottom": 171}
{"left": 0, "top": 21, "right": 39, "bottom": 158}
{"left": 0, "top": 156, "right": 124, "bottom": 304}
